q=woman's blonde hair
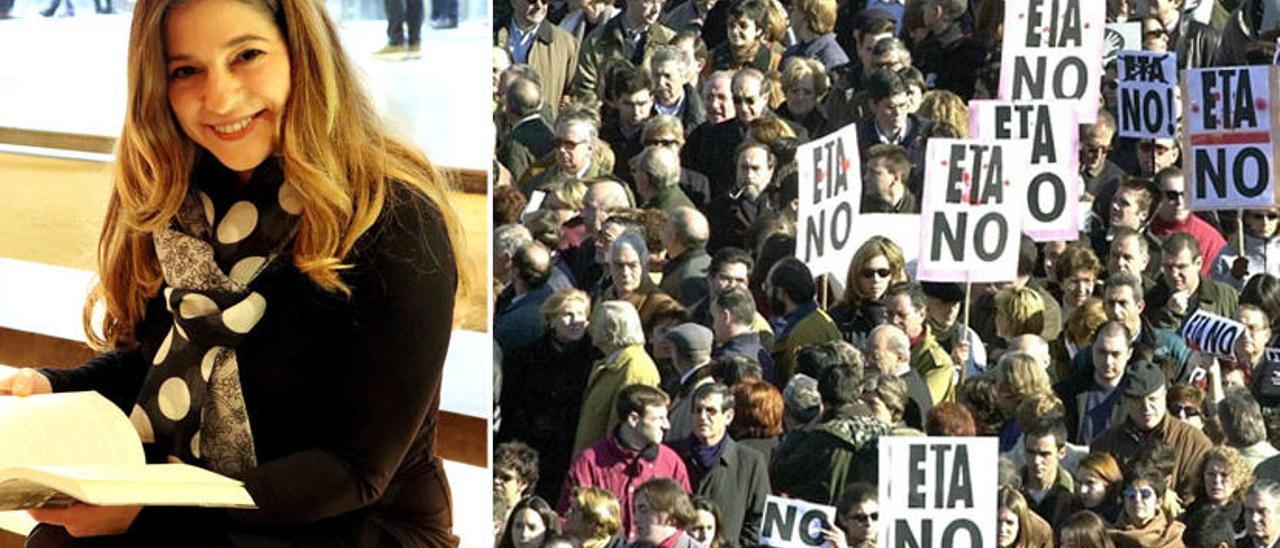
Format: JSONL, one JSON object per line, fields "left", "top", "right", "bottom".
{"left": 841, "top": 236, "right": 907, "bottom": 306}
{"left": 1065, "top": 297, "right": 1108, "bottom": 349}
{"left": 540, "top": 288, "right": 591, "bottom": 329}
{"left": 916, "top": 90, "right": 969, "bottom": 138}
{"left": 995, "top": 286, "right": 1046, "bottom": 338}
{"left": 780, "top": 56, "right": 830, "bottom": 99}
{"left": 1198, "top": 445, "right": 1254, "bottom": 503}
{"left": 571, "top": 486, "right": 621, "bottom": 541}
{"left": 90, "top": 0, "right": 466, "bottom": 349}
{"left": 995, "top": 351, "right": 1053, "bottom": 412}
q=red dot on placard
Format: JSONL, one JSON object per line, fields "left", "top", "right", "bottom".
{"left": 816, "top": 169, "right": 825, "bottom": 181}
{"left": 941, "top": 159, "right": 949, "bottom": 166}
{"left": 1083, "top": 22, "right": 1090, "bottom": 29}
{"left": 963, "top": 172, "right": 971, "bottom": 183}
{"left": 1004, "top": 180, "right": 1011, "bottom": 187}
{"left": 1191, "top": 104, "right": 1201, "bottom": 113}
{"left": 1212, "top": 91, "right": 1222, "bottom": 99}
{"left": 841, "top": 158, "right": 851, "bottom": 171}
{"left": 1258, "top": 98, "right": 1269, "bottom": 111}
{"left": 1018, "top": 12, "right": 1025, "bottom": 19}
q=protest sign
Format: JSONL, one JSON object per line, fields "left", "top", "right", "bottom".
{"left": 1116, "top": 50, "right": 1179, "bottom": 139}
{"left": 797, "top": 123, "right": 862, "bottom": 281}
{"left": 917, "top": 138, "right": 1029, "bottom": 283}
{"left": 999, "top": 0, "right": 1106, "bottom": 122}
{"left": 1180, "top": 309, "right": 1246, "bottom": 358}
{"left": 1104, "top": 21, "right": 1140, "bottom": 64}
{"left": 879, "top": 437, "right": 997, "bottom": 548}
{"left": 848, "top": 213, "right": 921, "bottom": 276}
{"left": 1183, "top": 65, "right": 1279, "bottom": 210}
{"left": 969, "top": 100, "right": 1080, "bottom": 241}
{"left": 759, "top": 495, "right": 837, "bottom": 548}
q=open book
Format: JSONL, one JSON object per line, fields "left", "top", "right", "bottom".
{"left": 0, "top": 388, "right": 255, "bottom": 535}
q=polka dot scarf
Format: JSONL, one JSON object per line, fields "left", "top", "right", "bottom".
{"left": 131, "top": 157, "right": 301, "bottom": 475}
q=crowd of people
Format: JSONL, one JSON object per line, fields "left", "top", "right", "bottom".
{"left": 491, "top": 0, "right": 1280, "bottom": 546}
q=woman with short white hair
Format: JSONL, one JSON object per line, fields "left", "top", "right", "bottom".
{"left": 602, "top": 232, "right": 682, "bottom": 338}
{"left": 572, "top": 300, "right": 661, "bottom": 454}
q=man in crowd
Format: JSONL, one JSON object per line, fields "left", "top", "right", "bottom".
{"left": 561, "top": 384, "right": 692, "bottom": 539}
{"left": 658, "top": 206, "right": 710, "bottom": 305}
{"left": 632, "top": 478, "right": 701, "bottom": 547}
{"left": 1021, "top": 418, "right": 1075, "bottom": 529}
{"left": 524, "top": 110, "right": 606, "bottom": 196}
{"left": 1148, "top": 167, "right": 1225, "bottom": 275}
{"left": 912, "top": 0, "right": 985, "bottom": 99}
{"left": 495, "top": 241, "right": 556, "bottom": 355}
{"left": 856, "top": 69, "right": 931, "bottom": 196}
{"left": 497, "top": 0, "right": 579, "bottom": 112}
{"left": 1057, "top": 321, "right": 1134, "bottom": 444}
{"left": 866, "top": 324, "right": 932, "bottom": 430}
{"left": 710, "top": 286, "right": 776, "bottom": 381}
{"left": 497, "top": 77, "right": 555, "bottom": 183}
{"left": 650, "top": 46, "right": 706, "bottom": 132}
{"left": 1145, "top": 233, "right": 1239, "bottom": 331}
{"left": 663, "top": 323, "right": 716, "bottom": 442}
{"left": 765, "top": 258, "right": 841, "bottom": 384}
{"left": 883, "top": 282, "right": 954, "bottom": 405}
{"left": 602, "top": 65, "right": 656, "bottom": 182}
{"left": 632, "top": 146, "right": 695, "bottom": 215}
{"left": 572, "top": 0, "right": 675, "bottom": 105}
{"left": 672, "top": 383, "right": 770, "bottom": 546}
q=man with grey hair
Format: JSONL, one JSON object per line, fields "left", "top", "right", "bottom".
{"left": 574, "top": 300, "right": 662, "bottom": 454}
{"left": 1244, "top": 479, "right": 1280, "bottom": 548}
{"left": 633, "top": 146, "right": 695, "bottom": 214}
{"left": 658, "top": 207, "right": 710, "bottom": 305}
{"left": 566, "top": 179, "right": 633, "bottom": 292}
{"left": 912, "top": 0, "right": 985, "bottom": 100}
{"left": 1008, "top": 334, "right": 1052, "bottom": 377}
{"left": 495, "top": 224, "right": 534, "bottom": 292}
{"left": 495, "top": 241, "right": 556, "bottom": 355}
{"left": 866, "top": 324, "right": 932, "bottom": 429}
{"left": 1219, "top": 391, "right": 1279, "bottom": 469}
{"left": 498, "top": 77, "right": 556, "bottom": 183}
{"left": 651, "top": 46, "right": 706, "bottom": 130}
{"left": 604, "top": 232, "right": 681, "bottom": 337}
{"left": 700, "top": 70, "right": 735, "bottom": 125}
{"left": 523, "top": 109, "right": 605, "bottom": 195}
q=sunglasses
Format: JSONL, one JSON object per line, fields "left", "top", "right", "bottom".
{"left": 1162, "top": 190, "right": 1185, "bottom": 200}
{"left": 1248, "top": 213, "right": 1280, "bottom": 221}
{"left": 1145, "top": 28, "right": 1169, "bottom": 39}
{"left": 1083, "top": 144, "right": 1110, "bottom": 156}
{"left": 861, "top": 268, "right": 892, "bottom": 279}
{"left": 1171, "top": 405, "right": 1201, "bottom": 419}
{"left": 644, "top": 139, "right": 681, "bottom": 147}
{"left": 848, "top": 512, "right": 879, "bottom": 523}
{"left": 1123, "top": 487, "right": 1157, "bottom": 500}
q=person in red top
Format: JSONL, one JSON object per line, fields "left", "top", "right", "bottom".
{"left": 559, "top": 384, "right": 693, "bottom": 541}
{"left": 1147, "top": 166, "right": 1226, "bottom": 276}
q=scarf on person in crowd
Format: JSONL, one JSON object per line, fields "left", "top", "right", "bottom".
{"left": 692, "top": 433, "right": 729, "bottom": 471}
{"left": 1110, "top": 509, "right": 1186, "bottom": 548}
{"left": 132, "top": 156, "right": 300, "bottom": 475}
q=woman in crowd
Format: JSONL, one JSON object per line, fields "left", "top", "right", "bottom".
{"left": 494, "top": 442, "right": 541, "bottom": 517}
{"left": 1053, "top": 297, "right": 1108, "bottom": 382}
{"left": 778, "top": 57, "right": 831, "bottom": 138}
{"left": 997, "top": 487, "right": 1054, "bottom": 548}
{"left": 993, "top": 352, "right": 1054, "bottom": 452}
{"left": 564, "top": 487, "right": 625, "bottom": 548}
{"left": 4, "top": 0, "right": 466, "bottom": 542}
{"left": 830, "top": 237, "right": 907, "bottom": 346}
{"left": 1109, "top": 461, "right": 1185, "bottom": 547}
{"left": 1182, "top": 446, "right": 1252, "bottom": 536}
{"left": 730, "top": 378, "right": 785, "bottom": 463}
{"left": 1167, "top": 383, "right": 1208, "bottom": 432}
{"left": 499, "top": 289, "right": 599, "bottom": 500}
{"left": 1058, "top": 511, "right": 1117, "bottom": 548}
{"left": 573, "top": 300, "right": 660, "bottom": 454}
{"left": 859, "top": 370, "right": 912, "bottom": 432}
{"left": 1055, "top": 244, "right": 1104, "bottom": 319}
{"left": 498, "top": 496, "right": 562, "bottom": 548}
{"left": 688, "top": 497, "right": 730, "bottom": 548}
{"left": 1074, "top": 452, "right": 1125, "bottom": 524}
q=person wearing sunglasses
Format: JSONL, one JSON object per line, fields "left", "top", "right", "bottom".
{"left": 830, "top": 237, "right": 906, "bottom": 346}
{"left": 832, "top": 482, "right": 879, "bottom": 548}
{"left": 1141, "top": 16, "right": 1171, "bottom": 52}
{"left": 1137, "top": 0, "right": 1220, "bottom": 71}
{"left": 1091, "top": 361, "right": 1213, "bottom": 502}
{"left": 1212, "top": 207, "right": 1280, "bottom": 290}
{"left": 1109, "top": 460, "right": 1185, "bottom": 547}
{"left": 1148, "top": 167, "right": 1226, "bottom": 277}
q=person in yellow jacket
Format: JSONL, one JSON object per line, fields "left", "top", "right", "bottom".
{"left": 884, "top": 282, "right": 957, "bottom": 404}
{"left": 573, "top": 300, "right": 661, "bottom": 454}
{"left": 763, "top": 258, "right": 841, "bottom": 385}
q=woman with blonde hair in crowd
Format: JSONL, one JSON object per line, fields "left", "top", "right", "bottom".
{"left": 565, "top": 487, "right": 625, "bottom": 548}
{"left": 778, "top": 57, "right": 832, "bottom": 137}
{"left": 2, "top": 0, "right": 468, "bottom": 542}
{"left": 1182, "top": 445, "right": 1253, "bottom": 537}
{"left": 992, "top": 352, "right": 1054, "bottom": 452}
{"left": 829, "top": 236, "right": 907, "bottom": 346}
{"left": 998, "top": 487, "right": 1054, "bottom": 548}
{"left": 993, "top": 286, "right": 1047, "bottom": 362}
{"left": 1053, "top": 297, "right": 1108, "bottom": 381}
{"left": 916, "top": 90, "right": 970, "bottom": 138}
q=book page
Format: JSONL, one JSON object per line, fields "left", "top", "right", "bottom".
{"left": 0, "top": 392, "right": 144, "bottom": 468}
{"left": 0, "top": 510, "right": 38, "bottom": 537}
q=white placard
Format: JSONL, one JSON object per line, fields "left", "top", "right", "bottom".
{"left": 999, "top": 0, "right": 1106, "bottom": 123}
{"left": 969, "top": 100, "right": 1081, "bottom": 241}
{"left": 759, "top": 495, "right": 838, "bottom": 548}
{"left": 1184, "top": 65, "right": 1277, "bottom": 210}
{"left": 917, "top": 138, "right": 1029, "bottom": 283}
{"left": 1117, "top": 50, "right": 1179, "bottom": 139}
{"left": 1180, "top": 309, "right": 1246, "bottom": 358}
{"left": 879, "top": 437, "right": 998, "bottom": 548}
{"left": 797, "top": 123, "right": 863, "bottom": 281}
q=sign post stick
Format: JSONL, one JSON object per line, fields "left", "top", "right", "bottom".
{"left": 819, "top": 275, "right": 828, "bottom": 311}
{"left": 1239, "top": 209, "right": 1246, "bottom": 254}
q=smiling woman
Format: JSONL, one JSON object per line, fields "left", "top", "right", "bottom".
{"left": 0, "top": 0, "right": 470, "bottom": 544}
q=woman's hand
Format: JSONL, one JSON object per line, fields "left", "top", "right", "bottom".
{"left": 28, "top": 504, "right": 141, "bottom": 537}
{"left": 0, "top": 367, "right": 52, "bottom": 396}
{"left": 820, "top": 524, "right": 850, "bottom": 548}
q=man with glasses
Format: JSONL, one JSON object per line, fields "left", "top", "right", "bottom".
{"left": 883, "top": 282, "right": 955, "bottom": 405}
{"left": 834, "top": 483, "right": 879, "bottom": 548}
{"left": 856, "top": 69, "right": 931, "bottom": 197}
{"left": 496, "top": 0, "right": 580, "bottom": 114}
{"left": 524, "top": 111, "right": 605, "bottom": 197}
{"left": 571, "top": 0, "right": 675, "bottom": 105}
{"left": 1091, "top": 360, "right": 1212, "bottom": 500}
{"left": 671, "top": 383, "right": 770, "bottom": 546}
{"left": 1145, "top": 232, "right": 1239, "bottom": 330}
{"left": 1149, "top": 166, "right": 1226, "bottom": 275}
{"left": 1081, "top": 111, "right": 1126, "bottom": 222}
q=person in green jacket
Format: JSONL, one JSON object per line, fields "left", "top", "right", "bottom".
{"left": 764, "top": 258, "right": 842, "bottom": 385}
{"left": 884, "top": 282, "right": 957, "bottom": 404}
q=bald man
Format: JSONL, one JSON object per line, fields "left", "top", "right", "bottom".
{"left": 659, "top": 206, "right": 711, "bottom": 306}
{"left": 497, "top": 77, "right": 555, "bottom": 183}
{"left": 566, "top": 179, "right": 634, "bottom": 291}
{"left": 495, "top": 241, "right": 556, "bottom": 354}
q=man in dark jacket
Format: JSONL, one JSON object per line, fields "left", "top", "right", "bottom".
{"left": 912, "top": 0, "right": 986, "bottom": 100}
{"left": 672, "top": 383, "right": 771, "bottom": 547}
{"left": 497, "top": 77, "right": 556, "bottom": 183}
{"left": 1055, "top": 321, "right": 1133, "bottom": 445}
{"left": 710, "top": 286, "right": 776, "bottom": 381}
{"left": 658, "top": 207, "right": 711, "bottom": 305}
{"left": 1021, "top": 418, "right": 1075, "bottom": 529}
{"left": 1143, "top": 0, "right": 1220, "bottom": 70}
{"left": 856, "top": 69, "right": 932, "bottom": 198}
{"left": 1144, "top": 233, "right": 1239, "bottom": 331}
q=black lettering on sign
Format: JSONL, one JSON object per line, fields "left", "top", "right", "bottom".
{"left": 1024, "top": 0, "right": 1083, "bottom": 48}
{"left": 1122, "top": 54, "right": 1170, "bottom": 83}
{"left": 761, "top": 502, "right": 797, "bottom": 541}
{"left": 896, "top": 519, "right": 931, "bottom": 548}
{"left": 1120, "top": 87, "right": 1177, "bottom": 136}
{"left": 947, "top": 445, "right": 975, "bottom": 508}
{"left": 1028, "top": 173, "right": 1067, "bottom": 222}
{"left": 943, "top": 520, "right": 985, "bottom": 548}
{"left": 931, "top": 212, "right": 1010, "bottom": 262}
{"left": 931, "top": 445, "right": 951, "bottom": 507}
{"left": 994, "top": 105, "right": 1055, "bottom": 163}
{"left": 1201, "top": 68, "right": 1259, "bottom": 131}
{"left": 908, "top": 444, "right": 926, "bottom": 508}
{"left": 1012, "top": 56, "right": 1089, "bottom": 100}
{"left": 803, "top": 201, "right": 855, "bottom": 262}
{"left": 809, "top": 138, "right": 852, "bottom": 204}
{"left": 1194, "top": 147, "right": 1270, "bottom": 201}
{"left": 798, "top": 510, "right": 830, "bottom": 546}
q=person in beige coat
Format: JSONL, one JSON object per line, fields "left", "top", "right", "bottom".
{"left": 573, "top": 300, "right": 662, "bottom": 454}
{"left": 496, "top": 0, "right": 580, "bottom": 114}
